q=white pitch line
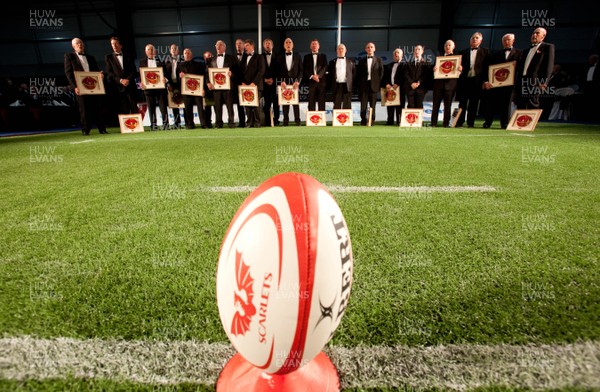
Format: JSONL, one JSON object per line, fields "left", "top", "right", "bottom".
{"left": 1, "top": 337, "right": 599, "bottom": 390}
{"left": 69, "top": 139, "right": 95, "bottom": 144}
{"left": 202, "top": 185, "right": 497, "bottom": 193}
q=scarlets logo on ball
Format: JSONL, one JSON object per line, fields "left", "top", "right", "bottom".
{"left": 231, "top": 251, "right": 256, "bottom": 337}
{"left": 82, "top": 76, "right": 97, "bottom": 90}
{"left": 336, "top": 113, "right": 348, "bottom": 124}
{"left": 406, "top": 112, "right": 418, "bottom": 124}
{"left": 516, "top": 114, "right": 532, "bottom": 127}
{"left": 186, "top": 78, "right": 199, "bottom": 91}
{"left": 494, "top": 68, "right": 509, "bottom": 82}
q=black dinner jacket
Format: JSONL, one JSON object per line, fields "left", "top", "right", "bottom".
{"left": 327, "top": 57, "right": 356, "bottom": 91}
{"left": 302, "top": 52, "right": 328, "bottom": 82}
{"left": 277, "top": 52, "right": 303, "bottom": 85}
{"left": 165, "top": 55, "right": 183, "bottom": 87}
{"left": 381, "top": 61, "right": 404, "bottom": 88}
{"left": 64, "top": 51, "right": 101, "bottom": 89}
{"left": 262, "top": 51, "right": 279, "bottom": 82}
{"left": 139, "top": 57, "right": 167, "bottom": 75}
{"left": 459, "top": 46, "right": 491, "bottom": 83}
{"left": 483, "top": 47, "right": 523, "bottom": 83}
{"left": 518, "top": 42, "right": 555, "bottom": 81}
{"left": 240, "top": 53, "right": 266, "bottom": 90}
{"left": 105, "top": 52, "right": 137, "bottom": 93}
{"left": 403, "top": 58, "right": 432, "bottom": 91}
{"left": 356, "top": 55, "right": 384, "bottom": 93}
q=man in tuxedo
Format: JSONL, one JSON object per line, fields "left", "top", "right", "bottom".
{"left": 234, "top": 38, "right": 247, "bottom": 127}
{"left": 516, "top": 27, "right": 555, "bottom": 110}
{"left": 64, "top": 37, "right": 108, "bottom": 135}
{"left": 178, "top": 48, "right": 208, "bottom": 129}
{"left": 206, "top": 40, "right": 237, "bottom": 128}
{"left": 240, "top": 39, "right": 265, "bottom": 128}
{"left": 165, "top": 44, "right": 183, "bottom": 129}
{"left": 277, "top": 38, "right": 303, "bottom": 126}
{"left": 262, "top": 38, "right": 280, "bottom": 126}
{"left": 140, "top": 44, "right": 169, "bottom": 130}
{"left": 582, "top": 54, "right": 600, "bottom": 122}
{"left": 381, "top": 48, "right": 404, "bottom": 125}
{"left": 203, "top": 51, "right": 214, "bottom": 128}
{"left": 482, "top": 33, "right": 522, "bottom": 128}
{"left": 328, "top": 44, "right": 355, "bottom": 109}
{"left": 105, "top": 36, "right": 138, "bottom": 118}
{"left": 357, "top": 42, "right": 384, "bottom": 125}
{"left": 303, "top": 39, "right": 328, "bottom": 111}
{"left": 431, "top": 40, "right": 462, "bottom": 127}
{"left": 403, "top": 44, "right": 432, "bottom": 109}
{"left": 456, "top": 32, "right": 490, "bottom": 127}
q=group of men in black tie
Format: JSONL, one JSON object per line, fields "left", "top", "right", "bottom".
{"left": 64, "top": 28, "right": 554, "bottom": 134}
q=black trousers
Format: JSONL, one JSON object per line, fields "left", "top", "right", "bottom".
{"left": 307, "top": 80, "right": 327, "bottom": 111}
{"left": 333, "top": 83, "right": 352, "bottom": 109}
{"left": 183, "top": 96, "right": 207, "bottom": 128}
{"left": 213, "top": 90, "right": 235, "bottom": 127}
{"left": 360, "top": 86, "right": 377, "bottom": 124}
{"left": 144, "top": 90, "right": 168, "bottom": 128}
{"left": 76, "top": 95, "right": 106, "bottom": 133}
{"left": 456, "top": 77, "right": 482, "bottom": 126}
{"left": 431, "top": 83, "right": 456, "bottom": 126}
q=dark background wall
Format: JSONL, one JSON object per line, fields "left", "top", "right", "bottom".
{"left": 1, "top": 0, "right": 599, "bottom": 130}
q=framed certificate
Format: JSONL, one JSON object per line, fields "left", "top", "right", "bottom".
{"left": 381, "top": 86, "right": 400, "bottom": 106}
{"left": 140, "top": 67, "right": 165, "bottom": 89}
{"left": 74, "top": 71, "right": 105, "bottom": 95}
{"left": 489, "top": 61, "right": 516, "bottom": 88}
{"left": 277, "top": 85, "right": 299, "bottom": 105}
{"left": 238, "top": 85, "right": 259, "bottom": 107}
{"left": 433, "top": 55, "right": 461, "bottom": 79}
{"left": 167, "top": 89, "right": 185, "bottom": 109}
{"left": 506, "top": 109, "right": 543, "bottom": 131}
{"left": 181, "top": 74, "right": 204, "bottom": 96}
{"left": 208, "top": 67, "right": 230, "bottom": 90}
{"left": 400, "top": 109, "right": 424, "bottom": 127}
{"left": 306, "top": 111, "right": 326, "bottom": 126}
{"left": 332, "top": 109, "right": 353, "bottom": 126}
{"left": 118, "top": 114, "right": 144, "bottom": 133}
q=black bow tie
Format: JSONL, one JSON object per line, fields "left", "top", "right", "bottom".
{"left": 115, "top": 53, "right": 122, "bottom": 56}
{"left": 217, "top": 54, "right": 224, "bottom": 57}
{"left": 531, "top": 44, "right": 538, "bottom": 48}
{"left": 312, "top": 53, "right": 318, "bottom": 55}
{"left": 505, "top": 48, "right": 512, "bottom": 51}
{"left": 265, "top": 52, "right": 271, "bottom": 55}
{"left": 338, "top": 57, "right": 345, "bottom": 59}
{"left": 367, "top": 56, "right": 373, "bottom": 59}
{"left": 77, "top": 53, "right": 86, "bottom": 56}
{"left": 471, "top": 47, "right": 479, "bottom": 51}
{"left": 286, "top": 52, "right": 292, "bottom": 56}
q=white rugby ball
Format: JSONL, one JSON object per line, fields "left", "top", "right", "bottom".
{"left": 216, "top": 172, "right": 353, "bottom": 375}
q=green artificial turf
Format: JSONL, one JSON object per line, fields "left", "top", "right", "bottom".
{"left": 1, "top": 122, "right": 599, "bottom": 350}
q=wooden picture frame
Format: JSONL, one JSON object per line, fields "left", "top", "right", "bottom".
{"left": 208, "top": 67, "right": 230, "bottom": 90}
{"left": 450, "top": 108, "right": 463, "bottom": 128}
{"left": 332, "top": 109, "right": 353, "bottom": 126}
{"left": 140, "top": 67, "right": 165, "bottom": 89}
{"left": 181, "top": 74, "right": 204, "bottom": 96}
{"left": 118, "top": 114, "right": 144, "bottom": 133}
{"left": 400, "top": 109, "right": 424, "bottom": 128}
{"left": 167, "top": 90, "right": 185, "bottom": 109}
{"left": 238, "top": 85, "right": 259, "bottom": 107}
{"left": 381, "top": 86, "right": 401, "bottom": 106}
{"left": 433, "top": 55, "right": 462, "bottom": 79}
{"left": 74, "top": 71, "right": 105, "bottom": 95}
{"left": 488, "top": 61, "right": 516, "bottom": 88}
{"left": 306, "top": 111, "right": 326, "bottom": 126}
{"left": 506, "top": 109, "right": 543, "bottom": 131}
{"left": 277, "top": 85, "right": 299, "bottom": 105}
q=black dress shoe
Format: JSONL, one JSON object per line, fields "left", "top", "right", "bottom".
{"left": 82, "top": 130, "right": 90, "bottom": 135}
{"left": 482, "top": 123, "right": 491, "bottom": 129}
{"left": 99, "top": 130, "right": 109, "bottom": 134}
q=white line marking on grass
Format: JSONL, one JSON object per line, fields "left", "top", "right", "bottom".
{"left": 1, "top": 337, "right": 599, "bottom": 390}
{"left": 511, "top": 133, "right": 536, "bottom": 137}
{"left": 202, "top": 185, "right": 497, "bottom": 193}
{"left": 69, "top": 139, "right": 95, "bottom": 145}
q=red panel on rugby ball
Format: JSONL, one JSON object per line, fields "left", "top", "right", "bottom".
{"left": 216, "top": 172, "right": 353, "bottom": 374}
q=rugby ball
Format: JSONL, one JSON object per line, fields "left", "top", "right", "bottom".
{"left": 216, "top": 172, "right": 353, "bottom": 374}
